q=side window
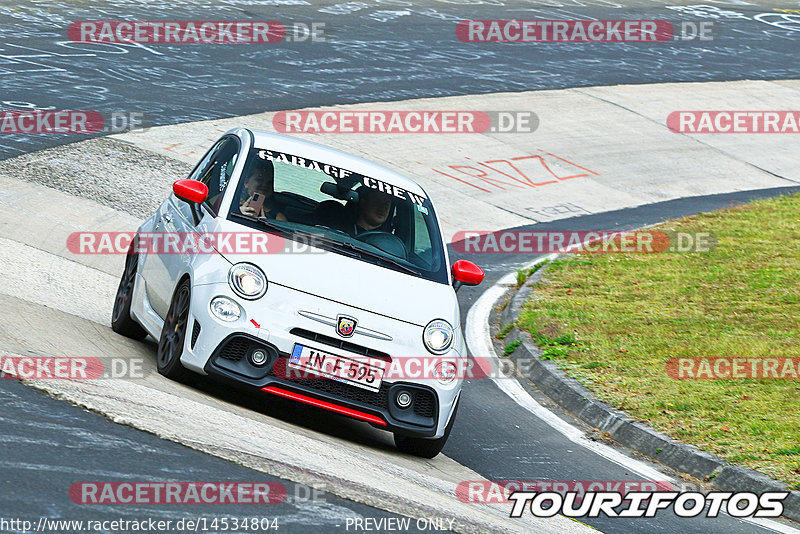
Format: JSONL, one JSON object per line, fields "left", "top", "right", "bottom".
{"left": 412, "top": 206, "right": 434, "bottom": 266}
{"left": 187, "top": 142, "right": 220, "bottom": 182}
{"left": 189, "top": 137, "right": 240, "bottom": 214}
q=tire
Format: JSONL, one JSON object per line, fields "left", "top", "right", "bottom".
{"left": 394, "top": 398, "right": 459, "bottom": 459}
{"left": 111, "top": 247, "right": 148, "bottom": 340}
{"left": 157, "top": 279, "right": 195, "bottom": 383}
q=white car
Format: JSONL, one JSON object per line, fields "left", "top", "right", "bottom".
{"left": 111, "top": 128, "right": 484, "bottom": 457}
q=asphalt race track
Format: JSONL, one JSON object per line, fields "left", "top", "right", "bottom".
{"left": 0, "top": 379, "right": 439, "bottom": 534}
{"left": 2, "top": 1, "right": 800, "bottom": 533}
{"left": 2, "top": 0, "right": 800, "bottom": 158}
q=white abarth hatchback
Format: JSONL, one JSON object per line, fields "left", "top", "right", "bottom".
{"left": 111, "top": 128, "right": 484, "bottom": 457}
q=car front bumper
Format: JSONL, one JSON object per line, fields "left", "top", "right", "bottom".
{"left": 181, "top": 281, "right": 464, "bottom": 438}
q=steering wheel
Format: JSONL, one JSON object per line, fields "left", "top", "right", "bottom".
{"left": 356, "top": 231, "right": 408, "bottom": 259}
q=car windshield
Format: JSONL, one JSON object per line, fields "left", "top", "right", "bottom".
{"left": 227, "top": 146, "right": 448, "bottom": 284}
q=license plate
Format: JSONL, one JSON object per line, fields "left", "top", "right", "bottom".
{"left": 288, "top": 344, "right": 385, "bottom": 392}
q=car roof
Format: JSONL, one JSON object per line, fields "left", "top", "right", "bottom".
{"left": 243, "top": 129, "right": 428, "bottom": 198}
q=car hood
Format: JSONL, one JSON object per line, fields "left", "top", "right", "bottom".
{"left": 214, "top": 225, "right": 457, "bottom": 327}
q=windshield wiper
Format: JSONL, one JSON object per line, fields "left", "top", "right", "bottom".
{"left": 232, "top": 212, "right": 285, "bottom": 232}
{"left": 302, "top": 233, "right": 420, "bottom": 275}
{"left": 232, "top": 213, "right": 327, "bottom": 252}
{"left": 299, "top": 233, "right": 364, "bottom": 259}
{"left": 373, "top": 255, "right": 421, "bottom": 276}
{"left": 349, "top": 245, "right": 421, "bottom": 276}
{"left": 233, "top": 213, "right": 319, "bottom": 243}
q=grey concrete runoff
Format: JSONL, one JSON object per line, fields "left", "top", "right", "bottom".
{"left": 3, "top": 79, "right": 799, "bottom": 244}
{"left": 497, "top": 260, "right": 800, "bottom": 523}
{"left": 106, "top": 79, "right": 800, "bottom": 242}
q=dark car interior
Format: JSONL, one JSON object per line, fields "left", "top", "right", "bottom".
{"left": 270, "top": 185, "right": 415, "bottom": 262}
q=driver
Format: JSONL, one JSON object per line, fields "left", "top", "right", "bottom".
{"left": 349, "top": 187, "right": 392, "bottom": 236}
{"left": 239, "top": 160, "right": 287, "bottom": 221}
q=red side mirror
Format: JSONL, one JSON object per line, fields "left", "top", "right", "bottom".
{"left": 173, "top": 179, "right": 208, "bottom": 204}
{"left": 452, "top": 260, "right": 484, "bottom": 287}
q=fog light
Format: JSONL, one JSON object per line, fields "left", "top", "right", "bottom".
{"left": 396, "top": 391, "right": 412, "bottom": 408}
{"left": 250, "top": 349, "right": 268, "bottom": 367}
{"left": 434, "top": 361, "right": 458, "bottom": 385}
{"left": 210, "top": 296, "right": 241, "bottom": 322}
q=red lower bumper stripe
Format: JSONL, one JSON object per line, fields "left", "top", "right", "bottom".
{"left": 261, "top": 386, "right": 387, "bottom": 426}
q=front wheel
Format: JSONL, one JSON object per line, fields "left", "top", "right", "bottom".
{"left": 394, "top": 398, "right": 459, "bottom": 458}
{"left": 157, "top": 280, "right": 195, "bottom": 383}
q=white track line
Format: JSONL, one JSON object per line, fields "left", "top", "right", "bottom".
{"left": 465, "top": 254, "right": 800, "bottom": 534}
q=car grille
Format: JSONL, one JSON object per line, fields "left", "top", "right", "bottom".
{"left": 218, "top": 336, "right": 251, "bottom": 361}
{"left": 290, "top": 328, "right": 391, "bottom": 362}
{"left": 270, "top": 357, "right": 436, "bottom": 418}
{"left": 412, "top": 391, "right": 436, "bottom": 418}
{"left": 212, "top": 336, "right": 437, "bottom": 422}
{"left": 269, "top": 357, "right": 391, "bottom": 409}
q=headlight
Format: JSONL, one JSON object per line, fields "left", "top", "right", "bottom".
{"left": 210, "top": 296, "right": 241, "bottom": 322}
{"left": 423, "top": 319, "right": 454, "bottom": 354}
{"left": 228, "top": 263, "right": 267, "bottom": 300}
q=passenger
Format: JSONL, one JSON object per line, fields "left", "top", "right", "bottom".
{"left": 238, "top": 160, "right": 287, "bottom": 221}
